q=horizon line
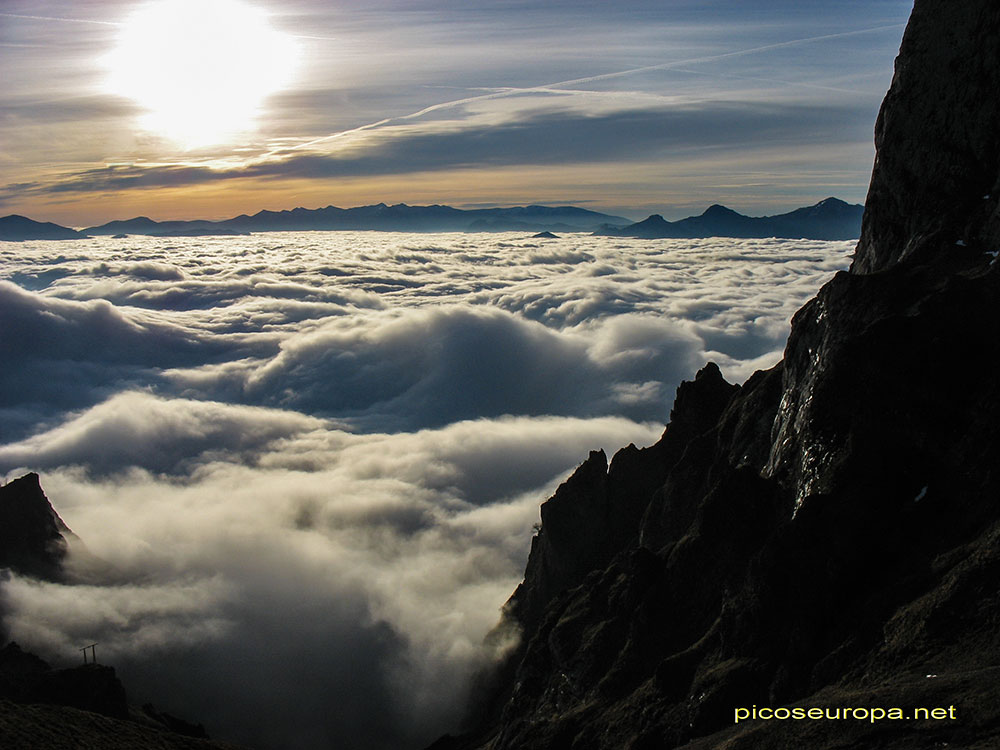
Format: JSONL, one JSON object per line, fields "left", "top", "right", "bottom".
{"left": 3, "top": 195, "right": 862, "bottom": 231}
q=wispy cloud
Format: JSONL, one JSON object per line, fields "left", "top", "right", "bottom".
{"left": 6, "top": 98, "right": 871, "bottom": 201}
{"left": 0, "top": 12, "right": 120, "bottom": 26}
{"left": 284, "top": 20, "right": 904, "bottom": 155}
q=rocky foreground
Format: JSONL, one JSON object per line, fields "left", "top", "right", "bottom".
{"left": 429, "top": 1, "right": 1000, "bottom": 748}
{"left": 0, "top": 475, "right": 244, "bottom": 749}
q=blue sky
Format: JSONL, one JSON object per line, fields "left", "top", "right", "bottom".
{"left": 0, "top": 0, "right": 913, "bottom": 225}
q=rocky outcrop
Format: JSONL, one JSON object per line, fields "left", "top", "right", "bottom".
{"left": 506, "top": 363, "right": 741, "bottom": 638}
{"left": 430, "top": 1, "right": 1000, "bottom": 748}
{"left": 853, "top": 2, "right": 1000, "bottom": 273}
{"left": 0, "top": 642, "right": 128, "bottom": 719}
{"left": 0, "top": 473, "right": 74, "bottom": 582}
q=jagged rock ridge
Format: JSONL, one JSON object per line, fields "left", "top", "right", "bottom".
{"left": 430, "top": 1, "right": 1000, "bottom": 748}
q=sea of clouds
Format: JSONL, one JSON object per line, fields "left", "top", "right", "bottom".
{"left": 0, "top": 230, "right": 851, "bottom": 749}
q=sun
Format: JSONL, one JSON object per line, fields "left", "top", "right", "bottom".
{"left": 105, "top": 0, "right": 298, "bottom": 148}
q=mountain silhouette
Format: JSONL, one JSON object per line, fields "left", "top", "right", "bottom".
{"left": 4, "top": 200, "right": 863, "bottom": 241}
{"left": 82, "top": 203, "right": 633, "bottom": 236}
{"left": 0, "top": 215, "right": 87, "bottom": 242}
{"left": 598, "top": 197, "right": 864, "bottom": 240}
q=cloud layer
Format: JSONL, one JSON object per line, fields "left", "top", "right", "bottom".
{"left": 3, "top": 409, "right": 654, "bottom": 748}
{"left": 0, "top": 230, "right": 849, "bottom": 748}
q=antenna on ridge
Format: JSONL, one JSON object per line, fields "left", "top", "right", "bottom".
{"left": 79, "top": 643, "right": 98, "bottom": 664}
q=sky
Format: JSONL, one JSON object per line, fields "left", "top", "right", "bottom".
{"left": 0, "top": 0, "right": 913, "bottom": 226}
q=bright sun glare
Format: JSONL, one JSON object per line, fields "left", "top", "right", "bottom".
{"left": 105, "top": 0, "right": 298, "bottom": 148}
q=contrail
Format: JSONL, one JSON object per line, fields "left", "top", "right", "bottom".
{"left": 274, "top": 23, "right": 904, "bottom": 156}
{"left": 541, "top": 24, "right": 906, "bottom": 89}
{"left": 0, "top": 11, "right": 331, "bottom": 37}
{"left": 0, "top": 12, "right": 121, "bottom": 26}
{"left": 290, "top": 34, "right": 344, "bottom": 42}
{"left": 666, "top": 68, "right": 865, "bottom": 96}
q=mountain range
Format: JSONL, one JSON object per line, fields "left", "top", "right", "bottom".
{"left": 597, "top": 197, "right": 864, "bottom": 241}
{"left": 85, "top": 204, "right": 634, "bottom": 237}
{"left": 0, "top": 199, "right": 862, "bottom": 242}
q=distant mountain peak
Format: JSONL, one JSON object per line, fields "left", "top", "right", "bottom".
{"left": 702, "top": 203, "right": 740, "bottom": 216}
{"left": 598, "top": 197, "right": 864, "bottom": 240}
{"left": 0, "top": 215, "right": 87, "bottom": 242}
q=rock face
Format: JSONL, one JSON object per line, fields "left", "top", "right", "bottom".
{"left": 431, "top": 1, "right": 1000, "bottom": 748}
{"left": 853, "top": 2, "right": 1000, "bottom": 273}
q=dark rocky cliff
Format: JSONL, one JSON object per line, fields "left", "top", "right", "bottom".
{"left": 0, "top": 473, "right": 75, "bottom": 582}
{"left": 431, "top": 1, "right": 1000, "bottom": 748}
{"left": 853, "top": 1, "right": 1000, "bottom": 274}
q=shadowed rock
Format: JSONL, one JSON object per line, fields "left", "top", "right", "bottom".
{"left": 0, "top": 643, "right": 128, "bottom": 720}
{"left": 0, "top": 473, "right": 74, "bottom": 582}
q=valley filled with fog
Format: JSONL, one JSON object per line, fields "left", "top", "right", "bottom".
{"left": 0, "top": 230, "right": 851, "bottom": 749}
